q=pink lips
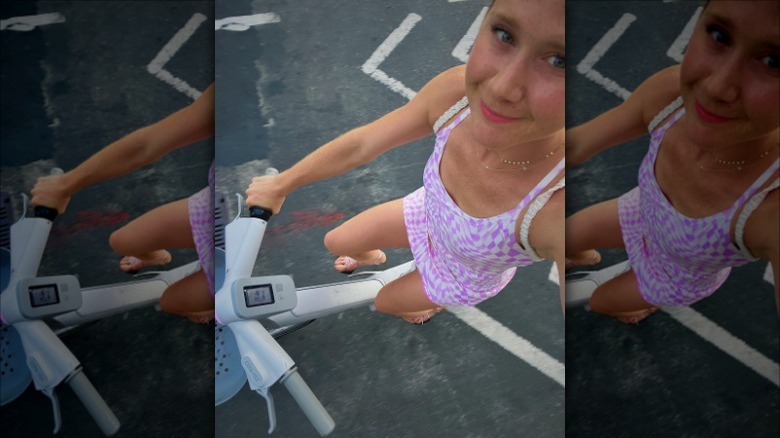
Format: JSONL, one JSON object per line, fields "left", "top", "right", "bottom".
{"left": 480, "top": 101, "right": 517, "bottom": 124}
{"left": 695, "top": 101, "right": 734, "bottom": 124}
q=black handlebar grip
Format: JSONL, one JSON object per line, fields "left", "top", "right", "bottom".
{"left": 249, "top": 206, "right": 273, "bottom": 221}
{"left": 33, "top": 206, "right": 58, "bottom": 221}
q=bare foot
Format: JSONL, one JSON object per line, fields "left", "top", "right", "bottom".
{"left": 119, "top": 250, "right": 172, "bottom": 273}
{"left": 565, "top": 249, "right": 601, "bottom": 271}
{"left": 401, "top": 307, "right": 446, "bottom": 325}
{"left": 334, "top": 250, "right": 387, "bottom": 274}
{"left": 614, "top": 307, "right": 658, "bottom": 324}
{"left": 185, "top": 310, "right": 215, "bottom": 324}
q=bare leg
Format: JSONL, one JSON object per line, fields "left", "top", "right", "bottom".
{"left": 324, "top": 198, "right": 409, "bottom": 272}
{"left": 325, "top": 198, "right": 443, "bottom": 323}
{"left": 110, "top": 197, "right": 212, "bottom": 321}
{"left": 109, "top": 198, "right": 194, "bottom": 270}
{"left": 565, "top": 197, "right": 624, "bottom": 270}
{"left": 159, "top": 269, "right": 214, "bottom": 323}
{"left": 589, "top": 269, "right": 657, "bottom": 323}
{"left": 374, "top": 269, "right": 444, "bottom": 324}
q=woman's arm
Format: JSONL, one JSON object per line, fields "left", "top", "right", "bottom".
{"left": 519, "top": 189, "right": 566, "bottom": 316}
{"left": 566, "top": 65, "right": 680, "bottom": 167}
{"left": 31, "top": 84, "right": 215, "bottom": 212}
{"left": 245, "top": 67, "right": 466, "bottom": 213}
{"left": 742, "top": 188, "right": 780, "bottom": 316}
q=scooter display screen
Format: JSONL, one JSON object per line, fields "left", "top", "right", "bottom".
{"left": 243, "top": 284, "right": 275, "bottom": 307}
{"left": 28, "top": 284, "right": 60, "bottom": 307}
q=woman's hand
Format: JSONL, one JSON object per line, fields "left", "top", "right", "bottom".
{"left": 31, "top": 173, "right": 73, "bottom": 214}
{"left": 245, "top": 174, "right": 287, "bottom": 214}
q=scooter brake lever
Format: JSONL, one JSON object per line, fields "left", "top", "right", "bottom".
{"left": 255, "top": 387, "right": 277, "bottom": 434}
{"left": 41, "top": 387, "right": 62, "bottom": 434}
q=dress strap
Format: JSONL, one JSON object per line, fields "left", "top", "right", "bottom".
{"left": 514, "top": 157, "right": 566, "bottom": 214}
{"left": 519, "top": 177, "right": 565, "bottom": 261}
{"left": 508, "top": 157, "right": 565, "bottom": 256}
{"left": 734, "top": 176, "right": 779, "bottom": 260}
{"left": 647, "top": 96, "right": 683, "bottom": 134}
{"left": 732, "top": 158, "right": 780, "bottom": 210}
{"left": 433, "top": 96, "right": 469, "bottom": 133}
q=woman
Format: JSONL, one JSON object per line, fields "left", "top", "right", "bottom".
{"left": 246, "top": 0, "right": 566, "bottom": 323}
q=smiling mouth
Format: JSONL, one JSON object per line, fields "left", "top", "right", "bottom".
{"left": 480, "top": 101, "right": 518, "bottom": 124}
{"left": 695, "top": 101, "right": 735, "bottom": 124}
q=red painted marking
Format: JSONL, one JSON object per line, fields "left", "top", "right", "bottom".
{"left": 52, "top": 209, "right": 130, "bottom": 237}
{"left": 268, "top": 209, "right": 345, "bottom": 235}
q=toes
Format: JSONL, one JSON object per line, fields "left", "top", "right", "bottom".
{"left": 119, "top": 256, "right": 143, "bottom": 272}
{"left": 334, "top": 256, "right": 356, "bottom": 273}
{"left": 566, "top": 250, "right": 602, "bottom": 270}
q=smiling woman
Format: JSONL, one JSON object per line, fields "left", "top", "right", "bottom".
{"left": 245, "top": 0, "right": 566, "bottom": 322}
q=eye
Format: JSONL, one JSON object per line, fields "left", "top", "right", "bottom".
{"left": 548, "top": 54, "right": 565, "bottom": 69}
{"left": 761, "top": 54, "right": 780, "bottom": 70}
{"left": 706, "top": 24, "right": 731, "bottom": 45}
{"left": 492, "top": 26, "right": 513, "bottom": 45}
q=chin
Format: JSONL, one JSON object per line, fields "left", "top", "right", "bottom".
{"left": 682, "top": 114, "right": 725, "bottom": 144}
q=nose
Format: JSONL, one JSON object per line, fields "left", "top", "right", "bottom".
{"left": 489, "top": 55, "right": 528, "bottom": 104}
{"left": 702, "top": 54, "right": 742, "bottom": 103}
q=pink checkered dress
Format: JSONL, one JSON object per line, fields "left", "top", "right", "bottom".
{"left": 403, "top": 107, "right": 564, "bottom": 306}
{"left": 188, "top": 161, "right": 214, "bottom": 295}
{"left": 618, "top": 101, "right": 779, "bottom": 306}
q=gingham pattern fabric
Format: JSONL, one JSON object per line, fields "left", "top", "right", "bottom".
{"left": 188, "top": 161, "right": 215, "bottom": 295}
{"left": 618, "top": 103, "right": 779, "bottom": 306}
{"left": 404, "top": 106, "right": 565, "bottom": 306}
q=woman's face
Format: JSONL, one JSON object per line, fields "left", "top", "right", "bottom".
{"left": 465, "top": 0, "right": 565, "bottom": 150}
{"left": 680, "top": 0, "right": 780, "bottom": 148}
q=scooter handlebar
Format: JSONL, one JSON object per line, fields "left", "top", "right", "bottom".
{"left": 248, "top": 206, "right": 273, "bottom": 221}
{"left": 248, "top": 167, "right": 280, "bottom": 221}
{"left": 282, "top": 369, "right": 335, "bottom": 437}
{"left": 67, "top": 369, "right": 121, "bottom": 436}
{"left": 32, "top": 168, "right": 65, "bottom": 221}
{"left": 33, "top": 206, "right": 58, "bottom": 221}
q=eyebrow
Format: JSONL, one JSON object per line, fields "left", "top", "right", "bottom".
{"left": 704, "top": 11, "right": 734, "bottom": 30}
{"left": 490, "top": 11, "right": 565, "bottom": 52}
{"left": 704, "top": 10, "right": 780, "bottom": 51}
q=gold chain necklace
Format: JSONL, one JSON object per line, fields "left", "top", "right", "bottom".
{"left": 483, "top": 143, "right": 563, "bottom": 172}
{"left": 696, "top": 143, "right": 778, "bottom": 172}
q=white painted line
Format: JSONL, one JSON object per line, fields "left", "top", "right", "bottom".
{"left": 452, "top": 7, "right": 487, "bottom": 63}
{"left": 576, "top": 13, "right": 636, "bottom": 101}
{"left": 147, "top": 13, "right": 206, "bottom": 75}
{"left": 152, "top": 70, "right": 202, "bottom": 101}
{"left": 362, "top": 13, "right": 422, "bottom": 74}
{"left": 215, "top": 13, "right": 280, "bottom": 31}
{"left": 367, "top": 69, "right": 417, "bottom": 101}
{"left": 447, "top": 306, "right": 565, "bottom": 387}
{"left": 1, "top": 13, "right": 65, "bottom": 31}
{"left": 666, "top": 7, "right": 702, "bottom": 63}
{"left": 449, "top": 0, "right": 469, "bottom": 3}
{"left": 361, "top": 13, "right": 421, "bottom": 101}
{"left": 147, "top": 13, "right": 207, "bottom": 100}
{"left": 764, "top": 263, "right": 774, "bottom": 285}
{"left": 548, "top": 263, "right": 559, "bottom": 285}
{"left": 663, "top": 306, "right": 780, "bottom": 386}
